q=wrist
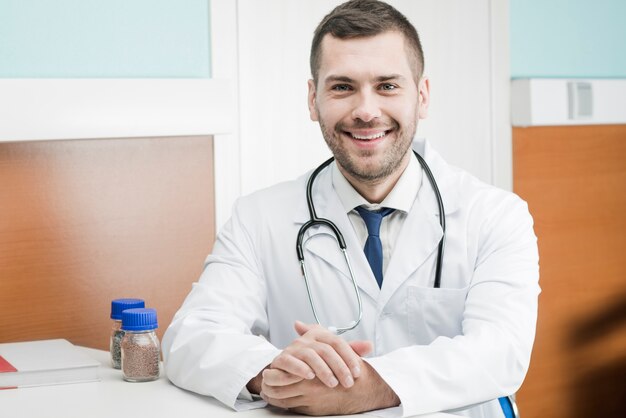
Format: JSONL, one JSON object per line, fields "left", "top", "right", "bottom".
{"left": 246, "top": 369, "right": 265, "bottom": 395}
{"left": 361, "top": 360, "right": 400, "bottom": 410}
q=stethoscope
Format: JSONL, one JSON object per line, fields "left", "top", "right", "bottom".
{"left": 296, "top": 150, "right": 446, "bottom": 334}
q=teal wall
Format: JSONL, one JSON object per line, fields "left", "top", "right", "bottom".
{"left": 4, "top": 0, "right": 624, "bottom": 79}
{"left": 511, "top": 0, "right": 626, "bottom": 78}
{"left": 0, "top": 0, "right": 211, "bottom": 77}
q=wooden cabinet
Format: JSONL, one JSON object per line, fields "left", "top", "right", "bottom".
{"left": 513, "top": 125, "right": 626, "bottom": 418}
{"left": 0, "top": 136, "right": 215, "bottom": 350}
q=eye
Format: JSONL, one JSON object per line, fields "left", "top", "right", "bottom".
{"left": 380, "top": 83, "right": 397, "bottom": 91}
{"left": 331, "top": 84, "right": 352, "bottom": 92}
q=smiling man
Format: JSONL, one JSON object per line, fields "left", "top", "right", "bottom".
{"left": 162, "top": 1, "right": 540, "bottom": 417}
{"left": 310, "top": 30, "right": 425, "bottom": 203}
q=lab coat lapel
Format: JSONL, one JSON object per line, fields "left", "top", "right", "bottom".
{"left": 294, "top": 164, "right": 380, "bottom": 301}
{"left": 379, "top": 140, "right": 460, "bottom": 306}
{"left": 413, "top": 139, "right": 461, "bottom": 218}
{"left": 379, "top": 195, "right": 442, "bottom": 304}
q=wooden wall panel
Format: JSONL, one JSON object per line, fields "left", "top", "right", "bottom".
{"left": 513, "top": 125, "right": 626, "bottom": 418}
{"left": 0, "top": 136, "right": 215, "bottom": 351}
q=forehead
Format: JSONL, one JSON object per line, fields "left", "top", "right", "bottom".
{"left": 317, "top": 31, "right": 414, "bottom": 82}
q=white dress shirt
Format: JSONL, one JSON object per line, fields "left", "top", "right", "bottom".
{"left": 332, "top": 154, "right": 423, "bottom": 276}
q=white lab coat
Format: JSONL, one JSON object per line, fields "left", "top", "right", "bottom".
{"left": 162, "top": 139, "right": 540, "bottom": 418}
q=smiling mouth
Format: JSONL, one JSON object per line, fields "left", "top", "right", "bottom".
{"left": 346, "top": 129, "right": 392, "bottom": 141}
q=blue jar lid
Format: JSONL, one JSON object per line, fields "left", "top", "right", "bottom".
{"left": 110, "top": 298, "right": 145, "bottom": 320}
{"left": 121, "top": 308, "right": 158, "bottom": 331}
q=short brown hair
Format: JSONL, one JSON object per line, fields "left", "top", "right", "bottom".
{"left": 310, "top": 0, "right": 424, "bottom": 83}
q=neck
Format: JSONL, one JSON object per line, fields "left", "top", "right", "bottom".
{"left": 339, "top": 151, "right": 411, "bottom": 204}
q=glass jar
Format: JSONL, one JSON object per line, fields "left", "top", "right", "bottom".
{"left": 110, "top": 298, "right": 145, "bottom": 369}
{"left": 121, "top": 308, "right": 160, "bottom": 382}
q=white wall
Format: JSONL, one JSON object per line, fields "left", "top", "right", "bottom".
{"left": 211, "top": 0, "right": 510, "bottom": 230}
{"left": 0, "top": 79, "right": 233, "bottom": 142}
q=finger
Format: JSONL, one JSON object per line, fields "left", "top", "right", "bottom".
{"left": 349, "top": 340, "right": 373, "bottom": 357}
{"left": 294, "top": 320, "right": 317, "bottom": 336}
{"left": 293, "top": 345, "right": 341, "bottom": 388}
{"left": 271, "top": 353, "right": 316, "bottom": 380}
{"left": 303, "top": 332, "right": 362, "bottom": 383}
{"left": 294, "top": 327, "right": 362, "bottom": 385}
{"left": 262, "top": 368, "right": 304, "bottom": 386}
{"left": 303, "top": 341, "right": 361, "bottom": 388}
{"left": 320, "top": 339, "right": 361, "bottom": 384}
{"left": 261, "top": 378, "right": 305, "bottom": 400}
{"left": 260, "top": 391, "right": 306, "bottom": 409}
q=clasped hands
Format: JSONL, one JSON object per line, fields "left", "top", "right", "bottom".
{"left": 248, "top": 321, "right": 399, "bottom": 415}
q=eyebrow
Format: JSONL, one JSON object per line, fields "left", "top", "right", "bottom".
{"left": 375, "top": 74, "right": 406, "bottom": 82}
{"left": 324, "top": 75, "right": 354, "bottom": 85}
{"left": 323, "top": 74, "right": 406, "bottom": 85}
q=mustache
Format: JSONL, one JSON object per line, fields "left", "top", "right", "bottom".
{"left": 335, "top": 119, "right": 399, "bottom": 131}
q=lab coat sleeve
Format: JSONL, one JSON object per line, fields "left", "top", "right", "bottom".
{"left": 162, "top": 198, "right": 281, "bottom": 410}
{"left": 365, "top": 193, "right": 540, "bottom": 417}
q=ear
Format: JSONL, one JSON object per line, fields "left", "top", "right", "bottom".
{"left": 417, "top": 76, "right": 430, "bottom": 120}
{"left": 307, "top": 79, "right": 319, "bottom": 121}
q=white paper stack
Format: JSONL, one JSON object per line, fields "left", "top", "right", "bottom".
{"left": 0, "top": 339, "right": 100, "bottom": 389}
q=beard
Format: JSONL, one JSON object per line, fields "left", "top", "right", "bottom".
{"left": 318, "top": 114, "right": 417, "bottom": 183}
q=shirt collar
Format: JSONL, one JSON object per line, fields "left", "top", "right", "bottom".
{"left": 331, "top": 153, "right": 422, "bottom": 214}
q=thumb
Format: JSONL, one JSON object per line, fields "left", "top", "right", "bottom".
{"left": 294, "top": 320, "right": 314, "bottom": 336}
{"left": 349, "top": 340, "right": 373, "bottom": 357}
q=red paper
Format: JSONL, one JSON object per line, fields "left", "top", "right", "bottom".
{"left": 0, "top": 355, "right": 17, "bottom": 373}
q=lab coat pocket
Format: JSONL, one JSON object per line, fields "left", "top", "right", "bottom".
{"left": 407, "top": 285, "right": 469, "bottom": 343}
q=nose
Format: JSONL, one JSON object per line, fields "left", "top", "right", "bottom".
{"left": 351, "top": 90, "right": 381, "bottom": 123}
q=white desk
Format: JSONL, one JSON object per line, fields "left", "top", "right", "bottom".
{"left": 0, "top": 347, "right": 458, "bottom": 418}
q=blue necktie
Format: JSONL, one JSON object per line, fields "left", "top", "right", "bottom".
{"left": 355, "top": 206, "right": 395, "bottom": 288}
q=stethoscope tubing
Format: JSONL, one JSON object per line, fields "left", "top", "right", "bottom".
{"left": 411, "top": 151, "right": 445, "bottom": 288}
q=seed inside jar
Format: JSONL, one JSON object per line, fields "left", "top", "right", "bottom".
{"left": 121, "top": 336, "right": 160, "bottom": 381}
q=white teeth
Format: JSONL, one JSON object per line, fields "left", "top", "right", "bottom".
{"left": 350, "top": 131, "right": 386, "bottom": 140}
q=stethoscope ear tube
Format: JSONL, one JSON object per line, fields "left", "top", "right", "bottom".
{"left": 305, "top": 157, "right": 335, "bottom": 221}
